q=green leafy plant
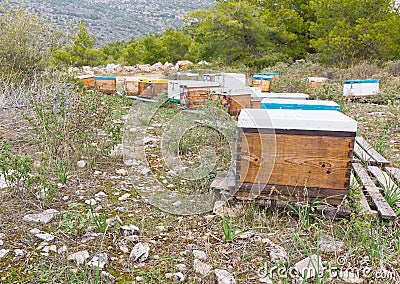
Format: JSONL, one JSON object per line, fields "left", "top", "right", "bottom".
{"left": 220, "top": 214, "right": 265, "bottom": 242}
{"left": 0, "top": 139, "right": 34, "bottom": 193}
{"left": 89, "top": 204, "right": 108, "bottom": 234}
{"left": 54, "top": 157, "right": 69, "bottom": 184}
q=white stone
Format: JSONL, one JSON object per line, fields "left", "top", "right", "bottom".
{"left": 36, "top": 233, "right": 55, "bottom": 242}
{"left": 193, "top": 250, "right": 207, "bottom": 260}
{"left": 294, "top": 255, "right": 323, "bottom": 280}
{"left": 129, "top": 243, "right": 150, "bottom": 262}
{"left": 259, "top": 275, "right": 273, "bottom": 284}
{"left": 155, "top": 225, "right": 167, "bottom": 232}
{"left": 14, "top": 249, "right": 26, "bottom": 257}
{"left": 76, "top": 160, "right": 87, "bottom": 168}
{"left": 58, "top": 245, "right": 68, "bottom": 254}
{"left": 175, "top": 263, "right": 187, "bottom": 271}
{"left": 23, "top": 209, "right": 59, "bottom": 224}
{"left": 115, "top": 168, "right": 128, "bottom": 176}
{"left": 42, "top": 245, "right": 57, "bottom": 253}
{"left": 118, "top": 193, "right": 131, "bottom": 201}
{"left": 95, "top": 191, "right": 108, "bottom": 198}
{"left": 0, "top": 240, "right": 3, "bottom": 246}
{"left": 101, "top": 271, "right": 116, "bottom": 283}
{"left": 269, "top": 245, "right": 287, "bottom": 262}
{"left": 88, "top": 252, "right": 108, "bottom": 269}
{"left": 85, "top": 199, "right": 97, "bottom": 206}
{"left": 0, "top": 233, "right": 5, "bottom": 239}
{"left": 140, "top": 167, "right": 152, "bottom": 176}
{"left": 193, "top": 258, "right": 212, "bottom": 277}
{"left": 214, "top": 269, "right": 236, "bottom": 284}
{"left": 0, "top": 249, "right": 10, "bottom": 259}
{"left": 67, "top": 250, "right": 90, "bottom": 265}
{"left": 165, "top": 272, "right": 185, "bottom": 282}
{"left": 318, "top": 237, "right": 344, "bottom": 253}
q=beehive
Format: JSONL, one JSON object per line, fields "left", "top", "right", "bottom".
{"left": 94, "top": 76, "right": 116, "bottom": 94}
{"left": 180, "top": 87, "right": 211, "bottom": 108}
{"left": 227, "top": 91, "right": 251, "bottom": 118}
{"left": 260, "top": 98, "right": 340, "bottom": 111}
{"left": 249, "top": 89, "right": 309, "bottom": 109}
{"left": 124, "top": 77, "right": 139, "bottom": 95}
{"left": 343, "top": 79, "right": 379, "bottom": 97}
{"left": 236, "top": 109, "right": 357, "bottom": 204}
{"left": 138, "top": 78, "right": 168, "bottom": 98}
{"left": 78, "top": 75, "right": 95, "bottom": 89}
{"left": 307, "top": 77, "right": 327, "bottom": 88}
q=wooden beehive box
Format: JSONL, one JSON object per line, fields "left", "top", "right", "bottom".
{"left": 343, "top": 79, "right": 379, "bottom": 97}
{"left": 260, "top": 98, "right": 340, "bottom": 111}
{"left": 138, "top": 78, "right": 168, "bottom": 98}
{"left": 95, "top": 76, "right": 116, "bottom": 94}
{"left": 227, "top": 92, "right": 251, "bottom": 118}
{"left": 181, "top": 87, "right": 211, "bottom": 108}
{"left": 236, "top": 109, "right": 357, "bottom": 204}
{"left": 124, "top": 77, "right": 139, "bottom": 95}
{"left": 78, "top": 75, "right": 95, "bottom": 89}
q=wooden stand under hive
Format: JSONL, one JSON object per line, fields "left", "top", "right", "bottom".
{"left": 94, "top": 76, "right": 116, "bottom": 94}
{"left": 235, "top": 109, "right": 358, "bottom": 205}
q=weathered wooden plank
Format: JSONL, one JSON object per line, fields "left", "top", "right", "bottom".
{"left": 369, "top": 166, "right": 399, "bottom": 195}
{"left": 352, "top": 163, "right": 396, "bottom": 220}
{"left": 237, "top": 132, "right": 353, "bottom": 190}
{"left": 354, "top": 142, "right": 375, "bottom": 165}
{"left": 351, "top": 173, "right": 372, "bottom": 212}
{"left": 356, "top": 137, "right": 390, "bottom": 166}
{"left": 385, "top": 167, "right": 400, "bottom": 185}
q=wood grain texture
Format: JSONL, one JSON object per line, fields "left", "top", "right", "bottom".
{"left": 95, "top": 80, "right": 116, "bottom": 94}
{"left": 385, "top": 167, "right": 400, "bottom": 184}
{"left": 236, "top": 132, "right": 354, "bottom": 191}
{"left": 352, "top": 163, "right": 396, "bottom": 220}
{"left": 355, "top": 137, "right": 390, "bottom": 166}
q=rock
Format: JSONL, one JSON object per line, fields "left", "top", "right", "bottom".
{"left": 197, "top": 60, "right": 211, "bottom": 66}
{"left": 119, "top": 245, "right": 129, "bottom": 253}
{"left": 23, "top": 209, "right": 59, "bottom": 224}
{"left": 259, "top": 275, "right": 273, "bottom": 284}
{"left": 120, "top": 224, "right": 140, "bottom": 237}
{"left": 81, "top": 232, "right": 103, "bottom": 243}
{"left": 14, "top": 249, "right": 26, "bottom": 257}
{"left": 29, "top": 228, "right": 41, "bottom": 234}
{"left": 269, "top": 245, "right": 287, "bottom": 262}
{"left": 88, "top": 252, "right": 108, "bottom": 269}
{"left": 58, "top": 245, "right": 68, "bottom": 254}
{"left": 338, "top": 271, "right": 364, "bottom": 283}
{"left": 101, "top": 271, "right": 116, "bottom": 284}
{"left": 140, "top": 167, "right": 152, "bottom": 176}
{"left": 193, "top": 250, "right": 207, "bottom": 260}
{"left": 318, "top": 237, "right": 344, "bottom": 253}
{"left": 155, "top": 225, "right": 167, "bottom": 232}
{"left": 35, "top": 233, "right": 55, "bottom": 242}
{"left": 293, "top": 255, "right": 323, "bottom": 280}
{"left": 0, "top": 240, "right": 3, "bottom": 246}
{"left": 77, "top": 160, "right": 87, "bottom": 168}
{"left": 115, "top": 168, "right": 128, "bottom": 176}
{"left": 85, "top": 199, "right": 97, "bottom": 206}
{"left": 136, "top": 276, "right": 143, "bottom": 282}
{"left": 67, "top": 250, "right": 90, "bottom": 265}
{"left": 235, "top": 230, "right": 254, "bottom": 239}
{"left": 129, "top": 242, "right": 150, "bottom": 262}
{"left": 118, "top": 193, "right": 131, "bottom": 201}
{"left": 42, "top": 245, "right": 57, "bottom": 253}
{"left": 213, "top": 201, "right": 244, "bottom": 217}
{"left": 0, "top": 233, "right": 5, "bottom": 239}
{"left": 0, "top": 249, "right": 10, "bottom": 259}
{"left": 193, "top": 258, "right": 212, "bottom": 277}
{"left": 214, "top": 269, "right": 236, "bottom": 284}
{"left": 165, "top": 272, "right": 185, "bottom": 282}
{"left": 175, "top": 60, "right": 193, "bottom": 70}
{"left": 95, "top": 191, "right": 108, "bottom": 198}
{"left": 175, "top": 263, "right": 187, "bottom": 271}
{"left": 150, "top": 62, "right": 163, "bottom": 71}
{"left": 126, "top": 235, "right": 139, "bottom": 242}
{"left": 138, "top": 64, "right": 151, "bottom": 73}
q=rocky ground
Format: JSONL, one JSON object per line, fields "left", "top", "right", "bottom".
{"left": 0, "top": 89, "right": 399, "bottom": 283}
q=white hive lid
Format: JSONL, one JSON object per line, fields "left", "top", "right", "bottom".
{"left": 237, "top": 109, "right": 357, "bottom": 132}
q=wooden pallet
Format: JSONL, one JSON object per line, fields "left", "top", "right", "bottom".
{"left": 352, "top": 163, "right": 398, "bottom": 220}
{"left": 353, "top": 136, "right": 390, "bottom": 166}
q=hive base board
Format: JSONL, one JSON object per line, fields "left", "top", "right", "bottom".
{"left": 235, "top": 183, "right": 348, "bottom": 205}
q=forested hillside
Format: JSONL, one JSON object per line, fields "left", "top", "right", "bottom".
{"left": 7, "top": 0, "right": 215, "bottom": 44}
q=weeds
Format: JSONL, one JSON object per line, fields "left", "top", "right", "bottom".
{"left": 0, "top": 139, "right": 34, "bottom": 193}
{"left": 54, "top": 157, "right": 69, "bottom": 184}
{"left": 89, "top": 204, "right": 108, "bottom": 234}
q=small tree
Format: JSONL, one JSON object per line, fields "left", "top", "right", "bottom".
{"left": 0, "top": 4, "right": 64, "bottom": 77}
